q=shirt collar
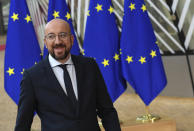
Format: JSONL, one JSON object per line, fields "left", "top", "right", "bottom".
{"left": 49, "top": 54, "right": 73, "bottom": 68}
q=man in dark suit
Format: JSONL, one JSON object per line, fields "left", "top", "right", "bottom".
{"left": 15, "top": 18, "right": 121, "bottom": 131}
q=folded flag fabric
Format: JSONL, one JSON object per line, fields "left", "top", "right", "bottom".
{"left": 83, "top": 0, "right": 126, "bottom": 102}
{"left": 120, "top": 0, "right": 167, "bottom": 105}
{"left": 4, "top": 0, "right": 41, "bottom": 104}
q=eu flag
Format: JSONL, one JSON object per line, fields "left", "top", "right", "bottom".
{"left": 4, "top": 0, "right": 41, "bottom": 104}
{"left": 43, "top": 0, "right": 80, "bottom": 57}
{"left": 120, "top": 0, "right": 167, "bottom": 105}
{"left": 83, "top": 0, "right": 126, "bottom": 102}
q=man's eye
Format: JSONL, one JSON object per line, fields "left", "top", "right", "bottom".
{"left": 48, "top": 35, "right": 55, "bottom": 39}
{"left": 60, "top": 34, "right": 67, "bottom": 38}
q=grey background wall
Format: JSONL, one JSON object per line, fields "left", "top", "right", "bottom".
{"left": 126, "top": 55, "right": 194, "bottom": 98}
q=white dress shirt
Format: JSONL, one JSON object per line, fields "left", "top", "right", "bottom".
{"left": 48, "top": 54, "right": 78, "bottom": 99}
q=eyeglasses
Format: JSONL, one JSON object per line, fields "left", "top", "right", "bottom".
{"left": 45, "top": 32, "right": 71, "bottom": 41}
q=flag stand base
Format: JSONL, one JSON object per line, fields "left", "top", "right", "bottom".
{"left": 136, "top": 105, "right": 160, "bottom": 122}
{"left": 136, "top": 114, "right": 160, "bottom": 123}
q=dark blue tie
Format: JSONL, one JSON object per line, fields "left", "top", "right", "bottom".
{"left": 58, "top": 64, "right": 77, "bottom": 106}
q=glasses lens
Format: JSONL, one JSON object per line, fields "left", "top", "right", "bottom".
{"left": 47, "top": 34, "right": 56, "bottom": 40}
{"left": 59, "top": 33, "right": 67, "bottom": 39}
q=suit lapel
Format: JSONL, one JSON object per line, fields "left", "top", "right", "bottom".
{"left": 42, "top": 55, "right": 83, "bottom": 115}
{"left": 71, "top": 55, "right": 84, "bottom": 115}
{"left": 42, "top": 57, "right": 68, "bottom": 101}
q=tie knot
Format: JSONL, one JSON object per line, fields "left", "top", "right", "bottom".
{"left": 58, "top": 64, "right": 68, "bottom": 70}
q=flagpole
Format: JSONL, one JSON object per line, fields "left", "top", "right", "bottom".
{"left": 145, "top": 105, "right": 149, "bottom": 115}
{"left": 136, "top": 105, "right": 160, "bottom": 123}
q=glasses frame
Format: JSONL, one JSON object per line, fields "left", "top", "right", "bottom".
{"left": 45, "top": 32, "right": 72, "bottom": 41}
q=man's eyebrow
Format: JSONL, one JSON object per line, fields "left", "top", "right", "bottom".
{"left": 48, "top": 32, "right": 68, "bottom": 34}
{"left": 47, "top": 33, "right": 55, "bottom": 35}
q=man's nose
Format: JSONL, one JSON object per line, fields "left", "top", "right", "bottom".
{"left": 54, "top": 35, "right": 62, "bottom": 43}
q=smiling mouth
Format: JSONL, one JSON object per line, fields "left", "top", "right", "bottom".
{"left": 54, "top": 46, "right": 65, "bottom": 52}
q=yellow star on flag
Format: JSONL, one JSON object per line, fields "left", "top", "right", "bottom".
{"left": 7, "top": 67, "right": 15, "bottom": 76}
{"left": 21, "top": 68, "right": 25, "bottom": 75}
{"left": 141, "top": 4, "right": 146, "bottom": 12}
{"left": 113, "top": 53, "right": 119, "bottom": 61}
{"left": 65, "top": 12, "right": 71, "bottom": 20}
{"left": 11, "top": 13, "right": 19, "bottom": 21}
{"left": 87, "top": 10, "right": 90, "bottom": 16}
{"left": 35, "top": 62, "right": 37, "bottom": 65}
{"left": 24, "top": 14, "right": 32, "bottom": 23}
{"left": 150, "top": 50, "right": 157, "bottom": 58}
{"left": 53, "top": 11, "right": 60, "bottom": 18}
{"left": 102, "top": 59, "right": 109, "bottom": 67}
{"left": 139, "top": 56, "right": 146, "bottom": 64}
{"left": 155, "top": 41, "right": 158, "bottom": 45}
{"left": 108, "top": 6, "right": 114, "bottom": 14}
{"left": 126, "top": 56, "right": 133, "bottom": 63}
{"left": 129, "top": 3, "right": 135, "bottom": 11}
{"left": 95, "top": 4, "right": 103, "bottom": 12}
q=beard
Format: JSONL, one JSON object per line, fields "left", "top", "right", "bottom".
{"left": 49, "top": 43, "right": 71, "bottom": 60}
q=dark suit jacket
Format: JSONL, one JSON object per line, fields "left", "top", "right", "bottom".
{"left": 15, "top": 55, "right": 121, "bottom": 131}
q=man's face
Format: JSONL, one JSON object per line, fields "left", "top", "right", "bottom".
{"left": 44, "top": 20, "right": 74, "bottom": 61}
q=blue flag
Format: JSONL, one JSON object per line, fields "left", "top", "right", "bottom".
{"left": 83, "top": 0, "right": 126, "bottom": 102}
{"left": 120, "top": 0, "right": 167, "bottom": 105}
{"left": 4, "top": 0, "right": 41, "bottom": 104}
{"left": 43, "top": 0, "right": 80, "bottom": 57}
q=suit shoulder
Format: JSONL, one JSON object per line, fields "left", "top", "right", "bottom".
{"left": 25, "top": 59, "right": 44, "bottom": 75}
{"left": 72, "top": 55, "right": 96, "bottom": 64}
